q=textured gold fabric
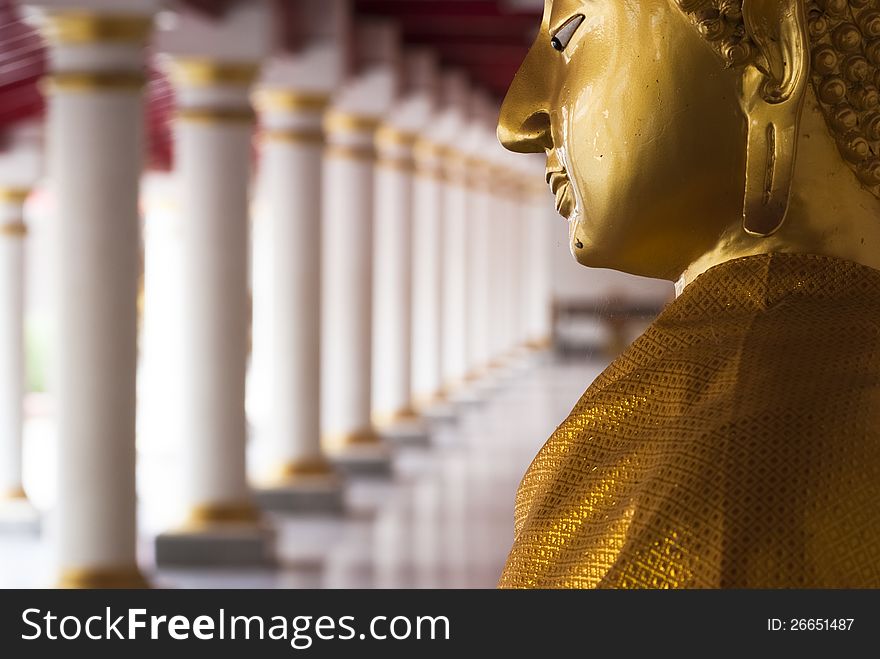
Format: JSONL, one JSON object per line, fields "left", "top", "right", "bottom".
{"left": 500, "top": 253, "right": 880, "bottom": 588}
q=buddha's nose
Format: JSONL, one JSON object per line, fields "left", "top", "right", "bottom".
{"left": 497, "top": 46, "right": 553, "bottom": 154}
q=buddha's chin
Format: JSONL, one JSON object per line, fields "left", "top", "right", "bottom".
{"left": 568, "top": 216, "right": 605, "bottom": 269}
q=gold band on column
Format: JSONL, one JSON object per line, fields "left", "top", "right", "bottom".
{"left": 414, "top": 390, "right": 447, "bottom": 411}
{"left": 375, "top": 156, "right": 415, "bottom": 173}
{"left": 43, "top": 13, "right": 153, "bottom": 45}
{"left": 0, "top": 223, "right": 27, "bottom": 238}
{"left": 261, "top": 128, "right": 324, "bottom": 145}
{"left": 253, "top": 89, "right": 330, "bottom": 113}
{"left": 266, "top": 458, "right": 336, "bottom": 486}
{"left": 491, "top": 167, "right": 522, "bottom": 195}
{"left": 414, "top": 141, "right": 445, "bottom": 180}
{"left": 176, "top": 107, "right": 256, "bottom": 124}
{"left": 183, "top": 501, "right": 261, "bottom": 529}
{"left": 526, "top": 336, "right": 553, "bottom": 351}
{"left": 169, "top": 59, "right": 259, "bottom": 88}
{"left": 58, "top": 565, "right": 149, "bottom": 589}
{"left": 414, "top": 163, "right": 441, "bottom": 179}
{"left": 323, "top": 112, "right": 382, "bottom": 136}
{"left": 43, "top": 71, "right": 146, "bottom": 93}
{"left": 487, "top": 357, "right": 507, "bottom": 370}
{"left": 325, "top": 143, "right": 376, "bottom": 162}
{"left": 0, "top": 188, "right": 30, "bottom": 204}
{"left": 372, "top": 406, "right": 420, "bottom": 429}
{"left": 413, "top": 139, "right": 439, "bottom": 161}
{"left": 375, "top": 125, "right": 417, "bottom": 172}
{"left": 375, "top": 125, "right": 418, "bottom": 150}
{"left": 0, "top": 486, "right": 27, "bottom": 501}
{"left": 464, "top": 367, "right": 490, "bottom": 383}
{"left": 465, "top": 157, "right": 492, "bottom": 190}
{"left": 436, "top": 144, "right": 464, "bottom": 164}
{"left": 323, "top": 428, "right": 382, "bottom": 450}
{"left": 442, "top": 148, "right": 468, "bottom": 185}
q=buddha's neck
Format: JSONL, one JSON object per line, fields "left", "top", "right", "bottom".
{"left": 676, "top": 200, "right": 880, "bottom": 295}
{"left": 678, "top": 120, "right": 880, "bottom": 295}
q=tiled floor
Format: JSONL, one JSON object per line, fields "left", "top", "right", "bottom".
{"left": 0, "top": 353, "right": 607, "bottom": 589}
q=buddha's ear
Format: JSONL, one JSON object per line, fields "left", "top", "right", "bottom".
{"left": 739, "top": 0, "right": 811, "bottom": 236}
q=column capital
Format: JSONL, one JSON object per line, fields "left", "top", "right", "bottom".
{"left": 41, "top": 11, "right": 153, "bottom": 46}
{"left": 253, "top": 88, "right": 331, "bottom": 114}
{"left": 164, "top": 57, "right": 260, "bottom": 124}
{"left": 374, "top": 124, "right": 418, "bottom": 173}
{"left": 168, "top": 58, "right": 260, "bottom": 89}
{"left": 253, "top": 88, "right": 330, "bottom": 144}
{"left": 413, "top": 139, "right": 444, "bottom": 180}
{"left": 323, "top": 111, "right": 382, "bottom": 162}
{"left": 29, "top": 3, "right": 157, "bottom": 93}
{"left": 323, "top": 111, "right": 382, "bottom": 136}
{"left": 152, "top": 0, "right": 270, "bottom": 68}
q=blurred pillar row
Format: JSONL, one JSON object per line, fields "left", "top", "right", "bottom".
{"left": 0, "top": 0, "right": 554, "bottom": 587}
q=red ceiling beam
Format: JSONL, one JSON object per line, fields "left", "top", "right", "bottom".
{"left": 352, "top": 0, "right": 539, "bottom": 99}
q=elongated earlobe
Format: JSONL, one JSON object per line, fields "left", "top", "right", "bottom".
{"left": 740, "top": 0, "right": 810, "bottom": 236}
{"left": 741, "top": 72, "right": 806, "bottom": 236}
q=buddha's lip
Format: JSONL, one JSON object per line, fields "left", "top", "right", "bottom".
{"left": 545, "top": 166, "right": 567, "bottom": 192}
{"left": 546, "top": 167, "right": 574, "bottom": 218}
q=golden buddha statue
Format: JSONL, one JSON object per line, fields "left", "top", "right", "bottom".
{"left": 497, "top": 0, "right": 880, "bottom": 588}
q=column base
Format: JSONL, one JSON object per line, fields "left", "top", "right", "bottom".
{"left": 254, "top": 471, "right": 345, "bottom": 515}
{"left": 156, "top": 502, "right": 275, "bottom": 567}
{"left": 448, "top": 383, "right": 487, "bottom": 408}
{"left": 525, "top": 336, "right": 553, "bottom": 351}
{"left": 329, "top": 441, "right": 394, "bottom": 478}
{"left": 0, "top": 496, "right": 40, "bottom": 534}
{"left": 418, "top": 397, "right": 459, "bottom": 424}
{"left": 468, "top": 367, "right": 503, "bottom": 395}
{"left": 155, "top": 523, "right": 276, "bottom": 568}
{"left": 377, "top": 417, "right": 432, "bottom": 447}
{"left": 57, "top": 565, "right": 149, "bottom": 589}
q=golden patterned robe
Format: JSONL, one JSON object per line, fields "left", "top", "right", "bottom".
{"left": 500, "top": 253, "right": 880, "bottom": 588}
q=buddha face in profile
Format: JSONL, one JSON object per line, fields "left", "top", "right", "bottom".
{"left": 499, "top": 0, "right": 880, "bottom": 283}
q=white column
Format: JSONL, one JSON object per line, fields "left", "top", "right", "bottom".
{"left": 371, "top": 125, "right": 418, "bottom": 428}
{"left": 0, "top": 189, "right": 29, "bottom": 503}
{"left": 440, "top": 148, "right": 469, "bottom": 393}
{"left": 507, "top": 175, "right": 527, "bottom": 355}
{"left": 321, "top": 111, "right": 381, "bottom": 452}
{"left": 321, "top": 20, "right": 399, "bottom": 460}
{"left": 420, "top": 72, "right": 470, "bottom": 399}
{"left": 489, "top": 167, "right": 521, "bottom": 365}
{"left": 170, "top": 59, "right": 260, "bottom": 526}
{"left": 411, "top": 141, "right": 444, "bottom": 409}
{"left": 465, "top": 161, "right": 493, "bottom": 377}
{"left": 461, "top": 95, "right": 497, "bottom": 381}
{"left": 254, "top": 89, "right": 338, "bottom": 485}
{"left": 524, "top": 178, "right": 553, "bottom": 349}
{"left": 249, "top": 0, "right": 350, "bottom": 503}
{"left": 371, "top": 49, "right": 435, "bottom": 437}
{"left": 513, "top": 172, "right": 531, "bottom": 351}
{"left": 37, "top": 8, "right": 153, "bottom": 588}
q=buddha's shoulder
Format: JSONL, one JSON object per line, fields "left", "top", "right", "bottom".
{"left": 509, "top": 263, "right": 880, "bottom": 586}
{"left": 513, "top": 367, "right": 880, "bottom": 586}
{"left": 590, "top": 275, "right": 880, "bottom": 409}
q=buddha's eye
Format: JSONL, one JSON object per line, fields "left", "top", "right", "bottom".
{"left": 550, "top": 14, "right": 585, "bottom": 52}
